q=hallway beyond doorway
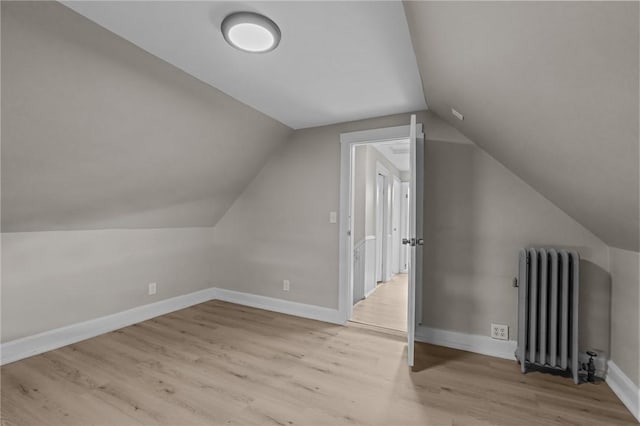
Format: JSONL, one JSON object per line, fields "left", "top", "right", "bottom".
{"left": 350, "top": 273, "right": 408, "bottom": 332}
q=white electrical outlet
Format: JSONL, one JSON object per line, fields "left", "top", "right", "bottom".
{"left": 491, "top": 323, "right": 508, "bottom": 340}
{"left": 148, "top": 282, "right": 157, "bottom": 295}
{"left": 283, "top": 280, "right": 290, "bottom": 292}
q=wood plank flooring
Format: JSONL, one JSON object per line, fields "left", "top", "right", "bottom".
{"left": 1, "top": 300, "right": 636, "bottom": 425}
{"left": 351, "top": 273, "right": 408, "bottom": 331}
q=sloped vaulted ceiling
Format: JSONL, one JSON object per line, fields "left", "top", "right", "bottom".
{"left": 404, "top": 1, "right": 639, "bottom": 251}
{"left": 4, "top": 0, "right": 638, "bottom": 251}
{"left": 1, "top": 1, "right": 292, "bottom": 231}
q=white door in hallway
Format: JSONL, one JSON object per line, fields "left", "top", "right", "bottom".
{"left": 405, "top": 114, "right": 424, "bottom": 367}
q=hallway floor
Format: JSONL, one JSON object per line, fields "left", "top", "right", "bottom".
{"left": 351, "top": 273, "right": 408, "bottom": 332}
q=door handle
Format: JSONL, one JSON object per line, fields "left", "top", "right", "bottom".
{"left": 402, "top": 238, "right": 424, "bottom": 247}
{"left": 402, "top": 238, "right": 416, "bottom": 246}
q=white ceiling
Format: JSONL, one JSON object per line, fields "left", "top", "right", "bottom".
{"left": 61, "top": 1, "right": 427, "bottom": 129}
{"left": 372, "top": 139, "right": 410, "bottom": 172}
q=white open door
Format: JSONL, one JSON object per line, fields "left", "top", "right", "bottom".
{"left": 405, "top": 114, "right": 424, "bottom": 367}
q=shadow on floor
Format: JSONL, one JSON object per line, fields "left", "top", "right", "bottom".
{"left": 411, "top": 341, "right": 469, "bottom": 372}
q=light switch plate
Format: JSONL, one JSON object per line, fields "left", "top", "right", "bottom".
{"left": 329, "top": 211, "right": 337, "bottom": 223}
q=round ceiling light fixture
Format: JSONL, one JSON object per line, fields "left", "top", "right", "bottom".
{"left": 221, "top": 12, "right": 281, "bottom": 53}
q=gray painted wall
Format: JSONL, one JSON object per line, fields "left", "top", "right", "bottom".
{"left": 405, "top": 1, "right": 640, "bottom": 251}
{"left": 1, "top": 1, "right": 291, "bottom": 232}
{"left": 422, "top": 139, "right": 611, "bottom": 357}
{"left": 609, "top": 247, "right": 640, "bottom": 387}
{"left": 1, "top": 228, "right": 215, "bottom": 342}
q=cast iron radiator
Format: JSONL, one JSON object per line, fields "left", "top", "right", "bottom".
{"left": 516, "top": 248, "right": 580, "bottom": 384}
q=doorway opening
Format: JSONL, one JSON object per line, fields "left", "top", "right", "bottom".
{"left": 338, "top": 118, "right": 424, "bottom": 366}
{"left": 346, "top": 137, "right": 411, "bottom": 332}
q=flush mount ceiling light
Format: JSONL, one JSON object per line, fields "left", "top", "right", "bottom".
{"left": 221, "top": 12, "right": 281, "bottom": 53}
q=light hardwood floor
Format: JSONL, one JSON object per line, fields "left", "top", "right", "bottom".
{"left": 351, "top": 273, "right": 408, "bottom": 331}
{"left": 1, "top": 300, "right": 635, "bottom": 425}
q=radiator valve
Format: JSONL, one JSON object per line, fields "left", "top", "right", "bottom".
{"left": 582, "top": 351, "right": 598, "bottom": 383}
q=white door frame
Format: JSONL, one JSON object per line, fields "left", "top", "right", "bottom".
{"left": 391, "top": 176, "right": 402, "bottom": 274}
{"left": 338, "top": 123, "right": 422, "bottom": 323}
{"left": 375, "top": 162, "right": 390, "bottom": 283}
{"left": 400, "top": 181, "right": 410, "bottom": 273}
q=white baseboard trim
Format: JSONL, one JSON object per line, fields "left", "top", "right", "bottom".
{"left": 213, "top": 288, "right": 344, "bottom": 326}
{"left": 414, "top": 326, "right": 613, "bottom": 377}
{"left": 415, "top": 327, "right": 640, "bottom": 421}
{"left": 1, "top": 287, "right": 343, "bottom": 366}
{"left": 0, "top": 287, "right": 217, "bottom": 365}
{"left": 606, "top": 360, "right": 640, "bottom": 422}
{"left": 364, "top": 286, "right": 377, "bottom": 298}
{"left": 415, "top": 325, "right": 517, "bottom": 360}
